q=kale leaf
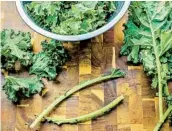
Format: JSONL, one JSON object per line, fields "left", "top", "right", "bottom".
{"left": 29, "top": 40, "right": 68, "bottom": 80}
{"left": 121, "top": 1, "right": 172, "bottom": 90}
{"left": 120, "top": 2, "right": 172, "bottom": 130}
{"left": 3, "top": 75, "right": 44, "bottom": 103}
{"left": 25, "top": 1, "right": 116, "bottom": 35}
{"left": 0, "top": 29, "right": 33, "bottom": 71}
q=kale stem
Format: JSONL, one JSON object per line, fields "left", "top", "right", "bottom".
{"left": 46, "top": 95, "right": 124, "bottom": 125}
{"left": 146, "top": 11, "right": 163, "bottom": 121}
{"left": 30, "top": 69, "right": 125, "bottom": 129}
{"left": 153, "top": 106, "right": 172, "bottom": 131}
{"left": 151, "top": 31, "right": 163, "bottom": 122}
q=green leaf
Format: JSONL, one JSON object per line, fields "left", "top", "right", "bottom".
{"left": 140, "top": 50, "right": 156, "bottom": 74}
{"left": 3, "top": 76, "right": 44, "bottom": 103}
{"left": 29, "top": 40, "right": 68, "bottom": 80}
{"left": 29, "top": 53, "right": 57, "bottom": 80}
{"left": 159, "top": 31, "right": 172, "bottom": 56}
{"left": 0, "top": 29, "right": 32, "bottom": 70}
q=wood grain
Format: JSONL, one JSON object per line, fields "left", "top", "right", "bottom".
{"left": 1, "top": 2, "right": 172, "bottom": 131}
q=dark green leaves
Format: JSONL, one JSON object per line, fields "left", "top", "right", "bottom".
{"left": 1, "top": 29, "right": 69, "bottom": 103}
{"left": 3, "top": 76, "right": 44, "bottom": 102}
{"left": 120, "top": 2, "right": 172, "bottom": 129}
{"left": 120, "top": 1, "right": 172, "bottom": 90}
{"left": 25, "top": 1, "right": 116, "bottom": 35}
{"left": 1, "top": 29, "right": 68, "bottom": 80}
{"left": 29, "top": 40, "right": 68, "bottom": 80}
{"left": 0, "top": 29, "right": 33, "bottom": 70}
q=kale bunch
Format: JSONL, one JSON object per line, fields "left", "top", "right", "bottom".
{"left": 25, "top": 1, "right": 116, "bottom": 35}
{"left": 29, "top": 40, "right": 68, "bottom": 80}
{"left": 120, "top": 2, "right": 172, "bottom": 130}
{"left": 1, "top": 29, "right": 33, "bottom": 71}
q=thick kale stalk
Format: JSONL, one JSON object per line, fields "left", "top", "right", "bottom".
{"left": 3, "top": 76, "right": 44, "bottom": 103}
{"left": 0, "top": 29, "right": 32, "bottom": 71}
{"left": 30, "top": 69, "right": 125, "bottom": 129}
{"left": 154, "top": 106, "right": 172, "bottom": 131}
{"left": 120, "top": 2, "right": 172, "bottom": 130}
{"left": 46, "top": 95, "right": 124, "bottom": 125}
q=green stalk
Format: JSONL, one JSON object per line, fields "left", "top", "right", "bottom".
{"left": 30, "top": 69, "right": 125, "bottom": 129}
{"left": 146, "top": 11, "right": 163, "bottom": 122}
{"left": 153, "top": 106, "right": 172, "bottom": 131}
{"left": 46, "top": 95, "right": 124, "bottom": 125}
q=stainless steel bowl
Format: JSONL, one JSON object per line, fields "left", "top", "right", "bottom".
{"left": 16, "top": 1, "right": 130, "bottom": 41}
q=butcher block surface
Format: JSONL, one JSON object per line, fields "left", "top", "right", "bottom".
{"left": 1, "top": 2, "right": 171, "bottom": 131}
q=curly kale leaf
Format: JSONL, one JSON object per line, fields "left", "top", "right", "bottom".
{"left": 29, "top": 52, "right": 57, "bottom": 80}
{"left": 3, "top": 76, "right": 44, "bottom": 103}
{"left": 29, "top": 40, "right": 68, "bottom": 80}
{"left": 41, "top": 40, "right": 68, "bottom": 67}
{"left": 0, "top": 29, "right": 33, "bottom": 70}
{"left": 120, "top": 1, "right": 172, "bottom": 91}
{"left": 25, "top": 1, "right": 116, "bottom": 35}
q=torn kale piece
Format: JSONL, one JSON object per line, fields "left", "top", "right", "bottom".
{"left": 3, "top": 75, "right": 44, "bottom": 103}
{"left": 0, "top": 29, "right": 33, "bottom": 71}
{"left": 29, "top": 40, "right": 68, "bottom": 80}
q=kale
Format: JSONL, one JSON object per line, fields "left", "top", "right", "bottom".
{"left": 3, "top": 75, "right": 44, "bottom": 103}
{"left": 0, "top": 29, "right": 33, "bottom": 71}
{"left": 25, "top": 1, "right": 116, "bottom": 35}
{"left": 29, "top": 40, "right": 68, "bottom": 80}
{"left": 1, "top": 29, "right": 68, "bottom": 103}
{"left": 120, "top": 2, "right": 172, "bottom": 130}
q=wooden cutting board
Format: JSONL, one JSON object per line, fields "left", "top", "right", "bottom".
{"left": 1, "top": 2, "right": 171, "bottom": 131}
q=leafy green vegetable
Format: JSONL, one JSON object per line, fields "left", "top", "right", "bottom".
{"left": 120, "top": 1, "right": 172, "bottom": 130}
{"left": 29, "top": 40, "right": 68, "bottom": 80}
{"left": 3, "top": 76, "right": 44, "bottom": 103}
{"left": 29, "top": 52, "right": 56, "bottom": 79}
{"left": 0, "top": 29, "right": 33, "bottom": 70}
{"left": 25, "top": 1, "right": 116, "bottom": 35}
{"left": 30, "top": 68, "right": 125, "bottom": 128}
{"left": 1, "top": 30, "right": 68, "bottom": 103}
